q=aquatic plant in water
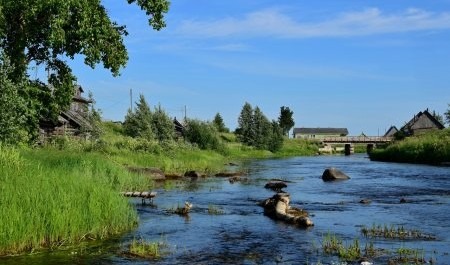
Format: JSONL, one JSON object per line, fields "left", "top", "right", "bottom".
{"left": 361, "top": 224, "right": 436, "bottom": 240}
{"left": 127, "top": 238, "right": 168, "bottom": 259}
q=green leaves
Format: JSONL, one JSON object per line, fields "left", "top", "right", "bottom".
{"left": 236, "top": 103, "right": 284, "bottom": 152}
{"left": 0, "top": 0, "right": 169, "bottom": 145}
{"left": 127, "top": 0, "right": 170, "bottom": 30}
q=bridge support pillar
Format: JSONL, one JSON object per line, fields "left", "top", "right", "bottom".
{"left": 344, "top": 144, "right": 354, "bottom": 156}
{"left": 366, "top": 143, "right": 375, "bottom": 154}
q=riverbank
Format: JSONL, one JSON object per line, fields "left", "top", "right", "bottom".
{"left": 0, "top": 123, "right": 319, "bottom": 256}
{"left": 0, "top": 146, "right": 144, "bottom": 256}
{"left": 369, "top": 128, "right": 450, "bottom": 165}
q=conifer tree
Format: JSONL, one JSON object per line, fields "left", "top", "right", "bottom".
{"left": 213, "top": 112, "right": 228, "bottom": 133}
{"left": 237, "top": 102, "right": 255, "bottom": 145}
{"left": 151, "top": 104, "right": 175, "bottom": 142}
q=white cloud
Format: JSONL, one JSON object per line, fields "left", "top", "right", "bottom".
{"left": 178, "top": 7, "right": 450, "bottom": 38}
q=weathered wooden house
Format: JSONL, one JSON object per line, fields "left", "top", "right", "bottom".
{"left": 400, "top": 109, "right": 445, "bottom": 135}
{"left": 383, "top": 126, "right": 398, "bottom": 137}
{"left": 293, "top": 127, "right": 348, "bottom": 139}
{"left": 39, "top": 85, "right": 92, "bottom": 140}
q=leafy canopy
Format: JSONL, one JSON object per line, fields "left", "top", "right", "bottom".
{"left": 0, "top": 0, "right": 169, "bottom": 143}
{"left": 0, "top": 0, "right": 169, "bottom": 79}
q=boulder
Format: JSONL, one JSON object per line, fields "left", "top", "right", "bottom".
{"left": 259, "top": 193, "right": 314, "bottom": 227}
{"left": 264, "top": 180, "right": 288, "bottom": 192}
{"left": 322, "top": 167, "right": 350, "bottom": 181}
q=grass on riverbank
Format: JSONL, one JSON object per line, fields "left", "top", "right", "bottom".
{"left": 0, "top": 145, "right": 147, "bottom": 256}
{"left": 98, "top": 122, "right": 318, "bottom": 173}
{"left": 369, "top": 129, "right": 450, "bottom": 165}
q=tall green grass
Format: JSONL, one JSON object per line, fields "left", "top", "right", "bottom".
{"left": 273, "top": 138, "right": 319, "bottom": 157}
{"left": 0, "top": 145, "right": 149, "bottom": 255}
{"left": 369, "top": 129, "right": 450, "bottom": 164}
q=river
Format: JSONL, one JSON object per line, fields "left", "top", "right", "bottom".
{"left": 3, "top": 154, "right": 450, "bottom": 264}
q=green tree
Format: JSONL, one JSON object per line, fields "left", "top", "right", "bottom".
{"left": 236, "top": 102, "right": 255, "bottom": 145}
{"left": 213, "top": 112, "right": 228, "bottom": 133}
{"left": 278, "top": 106, "right": 294, "bottom": 137}
{"left": 0, "top": 53, "right": 30, "bottom": 144}
{"left": 123, "top": 94, "right": 153, "bottom": 139}
{"left": 268, "top": 120, "right": 284, "bottom": 152}
{"left": 0, "top": 0, "right": 169, "bottom": 143}
{"left": 252, "top": 106, "right": 271, "bottom": 149}
{"left": 151, "top": 104, "right": 175, "bottom": 142}
{"left": 184, "top": 119, "right": 222, "bottom": 150}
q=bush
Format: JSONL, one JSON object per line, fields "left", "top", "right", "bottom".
{"left": 183, "top": 119, "right": 224, "bottom": 151}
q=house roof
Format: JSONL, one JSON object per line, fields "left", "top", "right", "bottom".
{"left": 293, "top": 127, "right": 349, "bottom": 135}
{"left": 73, "top": 95, "right": 92, "bottom": 104}
{"left": 384, "top": 126, "right": 398, "bottom": 137}
{"left": 400, "top": 109, "right": 445, "bottom": 132}
{"left": 61, "top": 110, "right": 92, "bottom": 130}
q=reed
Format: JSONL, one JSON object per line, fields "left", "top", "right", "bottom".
{"left": 0, "top": 145, "right": 147, "bottom": 256}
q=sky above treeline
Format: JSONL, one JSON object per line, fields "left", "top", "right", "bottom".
{"left": 70, "top": 0, "right": 450, "bottom": 136}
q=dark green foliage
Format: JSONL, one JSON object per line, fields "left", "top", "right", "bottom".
{"left": 213, "top": 112, "right": 229, "bottom": 133}
{"left": 268, "top": 121, "right": 284, "bottom": 152}
{"left": 278, "top": 106, "right": 295, "bottom": 136}
{"left": 184, "top": 119, "right": 223, "bottom": 150}
{"left": 0, "top": 54, "right": 30, "bottom": 144}
{"left": 252, "top": 107, "right": 271, "bottom": 149}
{"left": 0, "top": 0, "right": 169, "bottom": 145}
{"left": 237, "top": 102, "right": 255, "bottom": 146}
{"left": 236, "top": 103, "right": 284, "bottom": 152}
{"left": 123, "top": 94, "right": 154, "bottom": 139}
{"left": 151, "top": 104, "right": 175, "bottom": 142}
{"left": 123, "top": 95, "right": 175, "bottom": 142}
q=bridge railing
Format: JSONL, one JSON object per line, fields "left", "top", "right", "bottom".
{"left": 321, "top": 136, "right": 393, "bottom": 143}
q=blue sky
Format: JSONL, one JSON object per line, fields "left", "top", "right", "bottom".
{"left": 70, "top": 0, "right": 450, "bottom": 136}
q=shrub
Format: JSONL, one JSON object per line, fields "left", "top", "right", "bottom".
{"left": 183, "top": 119, "right": 224, "bottom": 151}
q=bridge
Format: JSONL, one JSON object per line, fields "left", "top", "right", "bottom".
{"left": 320, "top": 136, "right": 393, "bottom": 155}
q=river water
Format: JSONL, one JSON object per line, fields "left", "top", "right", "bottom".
{"left": 3, "top": 154, "right": 450, "bottom": 264}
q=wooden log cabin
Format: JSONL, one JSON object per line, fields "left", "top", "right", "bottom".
{"left": 39, "top": 85, "right": 92, "bottom": 141}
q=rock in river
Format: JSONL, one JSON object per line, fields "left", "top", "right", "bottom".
{"left": 259, "top": 192, "right": 314, "bottom": 227}
{"left": 264, "top": 180, "right": 288, "bottom": 192}
{"left": 322, "top": 167, "right": 350, "bottom": 181}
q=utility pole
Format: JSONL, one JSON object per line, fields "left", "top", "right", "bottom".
{"left": 184, "top": 105, "right": 187, "bottom": 122}
{"left": 130, "top": 88, "right": 133, "bottom": 111}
